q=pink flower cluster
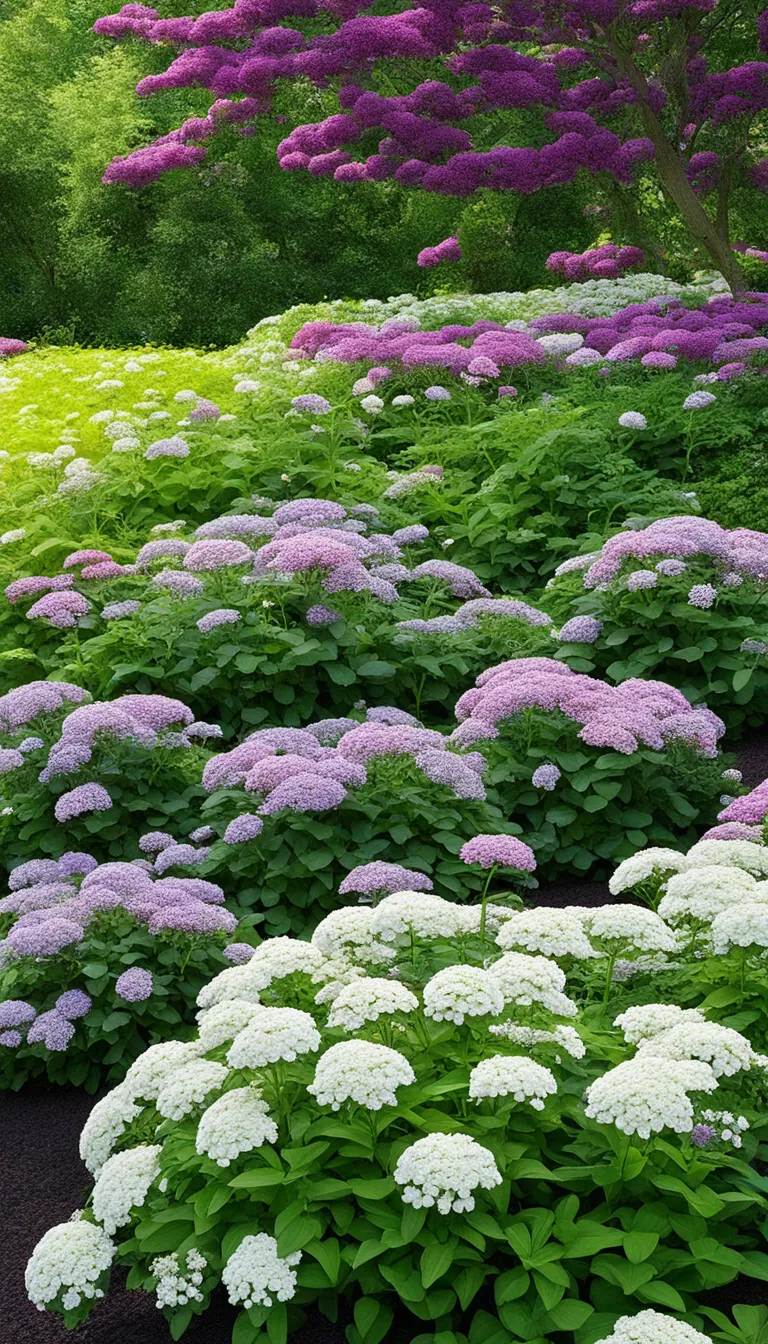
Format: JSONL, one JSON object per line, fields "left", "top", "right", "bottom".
{"left": 0, "top": 338, "right": 28, "bottom": 358}
{"left": 546, "top": 244, "right": 645, "bottom": 280}
{"left": 579, "top": 515, "right": 768, "bottom": 588}
{"left": 417, "top": 236, "right": 462, "bottom": 268}
{"left": 718, "top": 779, "right": 768, "bottom": 825}
{"left": 39, "top": 694, "right": 195, "bottom": 782}
{"left": 451, "top": 657, "right": 724, "bottom": 757}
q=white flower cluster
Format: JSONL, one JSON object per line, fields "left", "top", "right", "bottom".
{"left": 394, "top": 1133, "right": 502, "bottom": 1214}
{"left": 609, "top": 848, "right": 689, "bottom": 894}
{"left": 711, "top": 904, "right": 768, "bottom": 953}
{"left": 585, "top": 1057, "right": 719, "bottom": 1138}
{"left": 423, "top": 965, "right": 504, "bottom": 1024}
{"left": 488, "top": 1022, "right": 586, "bottom": 1058}
{"left": 222, "top": 1234, "right": 301, "bottom": 1309}
{"left": 658, "top": 866, "right": 759, "bottom": 924}
{"left": 700, "top": 1108, "right": 750, "bottom": 1150}
{"left": 638, "top": 1022, "right": 755, "bottom": 1077}
{"left": 311, "top": 907, "right": 395, "bottom": 965}
{"left": 91, "top": 1145, "right": 162, "bottom": 1235}
{"left": 249, "top": 936, "right": 329, "bottom": 985}
{"left": 326, "top": 978, "right": 418, "bottom": 1031}
{"left": 489, "top": 952, "right": 578, "bottom": 1017}
{"left": 155, "top": 1059, "right": 229, "bottom": 1121}
{"left": 195, "top": 1086, "right": 278, "bottom": 1166}
{"left": 26, "top": 1221, "right": 115, "bottom": 1312}
{"left": 686, "top": 839, "right": 768, "bottom": 876}
{"left": 369, "top": 892, "right": 466, "bottom": 945}
{"left": 151, "top": 1248, "right": 207, "bottom": 1309}
{"left": 79, "top": 1084, "right": 142, "bottom": 1177}
{"left": 196, "top": 964, "right": 265, "bottom": 1010}
{"left": 585, "top": 905, "right": 678, "bottom": 953}
{"left": 307, "top": 1040, "right": 415, "bottom": 1110}
{"left": 495, "top": 909, "right": 597, "bottom": 959}
{"left": 614, "top": 1004, "right": 706, "bottom": 1045}
{"left": 197, "top": 999, "right": 262, "bottom": 1049}
{"left": 594, "top": 1309, "right": 714, "bottom": 1344}
{"left": 227, "top": 1007, "right": 321, "bottom": 1067}
{"left": 122, "top": 1040, "right": 204, "bottom": 1102}
{"left": 469, "top": 1054, "right": 557, "bottom": 1109}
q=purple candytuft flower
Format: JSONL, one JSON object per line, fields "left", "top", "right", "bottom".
{"left": 688, "top": 583, "right": 717, "bottom": 609}
{"left": 415, "top": 748, "right": 486, "bottom": 799}
{"left": 339, "top": 862, "right": 433, "bottom": 896}
{"left": 656, "top": 559, "right": 687, "bottom": 576}
{"left": 690, "top": 1124, "right": 717, "bottom": 1148}
{"left": 223, "top": 814, "right": 264, "bottom": 844}
{"left": 135, "top": 538, "right": 191, "bottom": 567}
{"left": 9, "top": 859, "right": 60, "bottom": 891}
{"left": 557, "top": 616, "right": 603, "bottom": 643}
{"left": 147, "top": 903, "right": 237, "bottom": 935}
{"left": 305, "top": 717, "right": 359, "bottom": 745}
{"left": 54, "top": 784, "right": 113, "bottom": 822}
{"left": 412, "top": 559, "right": 490, "bottom": 600}
{"left": 152, "top": 570, "right": 205, "bottom": 597}
{"left": 306, "top": 604, "right": 341, "bottom": 626}
{"left": 6, "top": 575, "right": 75, "bottom": 604}
{"left": 55, "top": 990, "right": 92, "bottom": 1020}
{"left": 0, "top": 1031, "right": 22, "bottom": 1047}
{"left": 291, "top": 394, "right": 332, "bottom": 415}
{"left": 626, "top": 569, "right": 658, "bottom": 591}
{"left": 189, "top": 825, "right": 214, "bottom": 843}
{"left": 7, "top": 919, "right": 83, "bottom": 957}
{"left": 184, "top": 540, "right": 252, "bottom": 571}
{"left": 139, "top": 832, "right": 175, "bottom": 854}
{"left": 154, "top": 843, "right": 210, "bottom": 874}
{"left": 189, "top": 398, "right": 221, "bottom": 421}
{"left": 0, "top": 1000, "right": 36, "bottom": 1028}
{"left": 18, "top": 737, "right": 45, "bottom": 753}
{"left": 102, "top": 600, "right": 142, "bottom": 620}
{"left": 27, "top": 592, "right": 91, "bottom": 628}
{"left": 145, "top": 436, "right": 189, "bottom": 460}
{"left": 258, "top": 773, "right": 347, "bottom": 814}
{"left": 197, "top": 607, "right": 242, "bottom": 633}
{"left": 701, "top": 822, "right": 763, "bottom": 841}
{"left": 365, "top": 706, "right": 422, "bottom": 727}
{"left": 460, "top": 834, "right": 537, "bottom": 871}
{"left": 223, "top": 942, "right": 256, "bottom": 963}
{"left": 0, "top": 748, "right": 25, "bottom": 774}
{"left": 27, "top": 1009, "right": 75, "bottom": 1052}
{"left": 115, "top": 968, "right": 154, "bottom": 1002}
{"left": 424, "top": 385, "right": 451, "bottom": 401}
{"left": 532, "top": 763, "right": 561, "bottom": 790}
{"left": 62, "top": 549, "right": 113, "bottom": 570}
{"left": 498, "top": 386, "right": 518, "bottom": 398}
{"left": 683, "top": 391, "right": 716, "bottom": 410}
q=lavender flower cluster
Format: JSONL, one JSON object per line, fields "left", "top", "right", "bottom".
{"left": 546, "top": 244, "right": 645, "bottom": 281}
{"left": 576, "top": 515, "right": 768, "bottom": 590}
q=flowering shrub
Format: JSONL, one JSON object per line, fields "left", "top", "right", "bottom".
{"left": 194, "top": 720, "right": 529, "bottom": 934}
{"left": 0, "top": 853, "right": 239, "bottom": 1089}
{"left": 546, "top": 246, "right": 646, "bottom": 282}
{"left": 27, "top": 888, "right": 768, "bottom": 1340}
{"left": 0, "top": 685, "right": 209, "bottom": 866}
{"left": 450, "top": 658, "right": 728, "bottom": 872}
{"left": 546, "top": 516, "right": 768, "bottom": 732}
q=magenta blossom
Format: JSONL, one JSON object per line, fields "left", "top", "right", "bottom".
{"left": 460, "top": 834, "right": 537, "bottom": 871}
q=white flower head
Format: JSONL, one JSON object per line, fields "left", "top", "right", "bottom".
{"left": 495, "top": 909, "right": 597, "bottom": 959}
{"left": 658, "top": 866, "right": 758, "bottom": 923}
{"left": 152, "top": 1248, "right": 207, "bottom": 1309}
{"left": 26, "top": 1221, "right": 115, "bottom": 1311}
{"left": 196, "top": 1086, "right": 278, "bottom": 1166}
{"left": 311, "top": 907, "right": 396, "bottom": 966}
{"left": 197, "top": 999, "right": 262, "bottom": 1050}
{"left": 594, "top": 1309, "right": 714, "bottom": 1344}
{"left": 423, "top": 965, "right": 504, "bottom": 1024}
{"left": 613, "top": 1003, "right": 706, "bottom": 1045}
{"left": 227, "top": 1006, "right": 321, "bottom": 1068}
{"left": 609, "top": 848, "right": 689, "bottom": 894}
{"left": 584, "top": 905, "right": 678, "bottom": 953}
{"left": 155, "top": 1059, "right": 229, "bottom": 1120}
{"left": 488, "top": 951, "right": 577, "bottom": 1017}
{"left": 584, "top": 1057, "right": 718, "bottom": 1138}
{"left": 123, "top": 1040, "right": 205, "bottom": 1103}
{"left": 686, "top": 839, "right": 768, "bottom": 877}
{"left": 222, "top": 1233, "right": 301, "bottom": 1310}
{"left": 636, "top": 1021, "right": 755, "bottom": 1077}
{"left": 196, "top": 964, "right": 265, "bottom": 1011}
{"left": 618, "top": 411, "right": 647, "bottom": 430}
{"left": 369, "top": 892, "right": 465, "bottom": 945}
{"left": 326, "top": 978, "right": 418, "bottom": 1031}
{"left": 79, "top": 1084, "right": 142, "bottom": 1177}
{"left": 307, "top": 1039, "right": 415, "bottom": 1109}
{"left": 92, "top": 1145, "right": 162, "bottom": 1235}
{"left": 489, "top": 1022, "right": 586, "bottom": 1058}
{"left": 394, "top": 1132, "right": 502, "bottom": 1214}
{"left": 469, "top": 1054, "right": 557, "bottom": 1109}
{"left": 711, "top": 904, "right": 768, "bottom": 954}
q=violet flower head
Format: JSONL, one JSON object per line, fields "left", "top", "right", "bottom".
{"left": 460, "top": 834, "right": 537, "bottom": 871}
{"left": 339, "top": 862, "right": 434, "bottom": 897}
{"left": 27, "top": 591, "right": 91, "bottom": 628}
{"left": 189, "top": 825, "right": 214, "bottom": 843}
{"left": 618, "top": 412, "right": 647, "bottom": 430}
{"left": 18, "top": 737, "right": 45, "bottom": 754}
{"left": 532, "top": 763, "right": 561, "bottom": 791}
{"left": 0, "top": 1031, "right": 22, "bottom": 1047}
{"left": 115, "top": 968, "right": 153, "bottom": 1002}
{"left": 558, "top": 616, "right": 603, "bottom": 643}
{"left": 498, "top": 386, "right": 518, "bottom": 398}
{"left": 688, "top": 583, "right": 717, "bottom": 609}
{"left": 223, "top": 943, "right": 256, "bottom": 964}
{"left": 189, "top": 398, "right": 221, "bottom": 422}
{"left": 0, "top": 748, "right": 24, "bottom": 774}
{"left": 58, "top": 851, "right": 98, "bottom": 877}
{"left": 292, "top": 394, "right": 332, "bottom": 415}
{"left": 424, "top": 386, "right": 451, "bottom": 402}
{"left": 145, "top": 436, "right": 189, "bottom": 460}
{"left": 152, "top": 570, "right": 204, "bottom": 598}
{"left": 184, "top": 540, "right": 252, "bottom": 571}
{"left": 197, "top": 608, "right": 242, "bottom": 633}
{"left": 0, "top": 1000, "right": 36, "bottom": 1028}
{"left": 9, "top": 859, "right": 61, "bottom": 891}
{"left": 55, "top": 989, "right": 92, "bottom": 1020}
{"left": 306, "top": 604, "right": 341, "bottom": 626}
{"left": 656, "top": 559, "right": 687, "bottom": 576}
{"left": 258, "top": 773, "right": 347, "bottom": 814}
{"left": 139, "top": 832, "right": 175, "bottom": 854}
{"left": 154, "top": 843, "right": 210, "bottom": 874}
{"left": 223, "top": 814, "right": 264, "bottom": 844}
{"left": 7, "top": 918, "right": 83, "bottom": 957}
{"left": 102, "top": 600, "right": 142, "bottom": 621}
{"left": 626, "top": 569, "right": 658, "bottom": 591}
{"left": 683, "top": 391, "right": 716, "bottom": 410}
{"left": 27, "top": 1009, "right": 75, "bottom": 1051}
{"left": 690, "top": 1124, "right": 716, "bottom": 1149}
{"left": 54, "top": 784, "right": 112, "bottom": 822}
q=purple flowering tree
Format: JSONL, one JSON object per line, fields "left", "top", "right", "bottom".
{"left": 93, "top": 0, "right": 768, "bottom": 286}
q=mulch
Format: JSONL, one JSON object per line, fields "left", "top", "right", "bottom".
{"left": 4, "top": 727, "right": 768, "bottom": 1341}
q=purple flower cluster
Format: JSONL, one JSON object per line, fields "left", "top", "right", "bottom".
{"left": 338, "top": 862, "right": 434, "bottom": 896}
{"left": 54, "top": 783, "right": 113, "bottom": 822}
{"left": 197, "top": 607, "right": 242, "bottom": 633}
{"left": 718, "top": 778, "right": 768, "bottom": 825}
{"left": 223, "top": 813, "right": 264, "bottom": 843}
{"left": 581, "top": 515, "right": 768, "bottom": 588}
{"left": 27, "top": 591, "right": 91, "bottom": 629}
{"left": 460, "top": 834, "right": 537, "bottom": 871}
{"left": 184, "top": 540, "right": 252, "bottom": 571}
{"left": 418, "top": 236, "right": 462, "bottom": 268}
{"left": 452, "top": 656, "right": 724, "bottom": 758}
{"left": 115, "top": 968, "right": 153, "bottom": 1001}
{"left": 546, "top": 244, "right": 645, "bottom": 281}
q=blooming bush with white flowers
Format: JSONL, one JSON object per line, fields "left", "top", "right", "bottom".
{"left": 27, "top": 886, "right": 768, "bottom": 1341}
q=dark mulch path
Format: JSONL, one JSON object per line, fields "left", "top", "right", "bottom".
{"left": 6, "top": 722, "right": 768, "bottom": 1341}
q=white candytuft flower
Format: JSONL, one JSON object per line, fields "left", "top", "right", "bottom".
{"left": 469, "top": 1054, "right": 557, "bottom": 1109}
{"left": 155, "top": 1059, "right": 229, "bottom": 1120}
{"left": 307, "top": 1039, "right": 415, "bottom": 1109}
{"left": 658, "top": 866, "right": 759, "bottom": 923}
{"left": 26, "top": 1220, "right": 115, "bottom": 1311}
{"left": 222, "top": 1233, "right": 301, "bottom": 1309}
{"left": 495, "top": 909, "right": 597, "bottom": 959}
{"left": 326, "top": 978, "right": 418, "bottom": 1030}
{"left": 369, "top": 892, "right": 465, "bottom": 945}
{"left": 197, "top": 999, "right": 262, "bottom": 1049}
{"left": 248, "top": 937, "right": 329, "bottom": 984}
{"left": 636, "top": 1022, "right": 755, "bottom": 1077}
{"left": 196, "top": 964, "right": 265, "bottom": 1011}
{"left": 609, "top": 848, "right": 688, "bottom": 894}
{"left": 394, "top": 1133, "right": 502, "bottom": 1214}
{"left": 123, "top": 1040, "right": 204, "bottom": 1102}
{"left": 584, "top": 1057, "right": 718, "bottom": 1137}
{"left": 686, "top": 839, "right": 768, "bottom": 876}
{"left": 584, "top": 905, "right": 678, "bottom": 953}
{"left": 711, "top": 904, "right": 768, "bottom": 953}
{"left": 311, "top": 907, "right": 395, "bottom": 965}
{"left": 152, "top": 1248, "right": 207, "bottom": 1309}
{"left": 79, "top": 1084, "right": 142, "bottom": 1177}
{"left": 594, "top": 1309, "right": 714, "bottom": 1344}
{"left": 196, "top": 1086, "right": 278, "bottom": 1166}
{"left": 489, "top": 1022, "right": 585, "bottom": 1058}
{"left": 488, "top": 952, "right": 578, "bottom": 1017}
{"left": 227, "top": 1007, "right": 321, "bottom": 1068}
{"left": 422, "top": 965, "right": 504, "bottom": 1024}
{"left": 614, "top": 1004, "right": 706, "bottom": 1045}
{"left": 91, "top": 1145, "right": 162, "bottom": 1235}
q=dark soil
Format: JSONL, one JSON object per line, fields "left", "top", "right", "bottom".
{"left": 5, "top": 722, "right": 768, "bottom": 1341}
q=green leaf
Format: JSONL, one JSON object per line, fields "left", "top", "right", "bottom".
{"left": 733, "top": 668, "right": 754, "bottom": 692}
{"left": 623, "top": 1232, "right": 658, "bottom": 1264}
{"left": 348, "top": 1177, "right": 396, "bottom": 1200}
{"left": 229, "top": 1167, "right": 284, "bottom": 1191}
{"left": 353, "top": 1297, "right": 393, "bottom": 1344}
{"left": 305, "top": 1238, "right": 341, "bottom": 1285}
{"left": 545, "top": 1299, "right": 594, "bottom": 1330}
{"left": 637, "top": 1281, "right": 687, "bottom": 1311}
{"left": 421, "top": 1240, "right": 457, "bottom": 1289}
